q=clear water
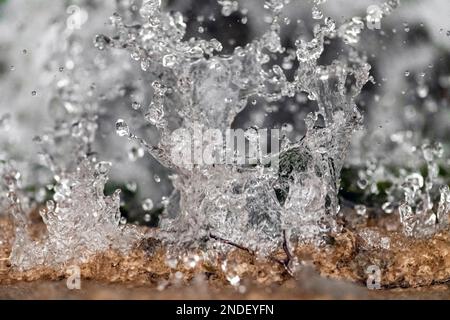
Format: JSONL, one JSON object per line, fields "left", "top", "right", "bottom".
{"left": 0, "top": 0, "right": 448, "bottom": 271}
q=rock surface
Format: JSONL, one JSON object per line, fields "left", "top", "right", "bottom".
{"left": 2, "top": 214, "right": 450, "bottom": 299}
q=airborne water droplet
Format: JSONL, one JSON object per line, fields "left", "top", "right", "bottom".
{"left": 94, "top": 34, "right": 109, "bottom": 50}
{"left": 142, "top": 198, "right": 154, "bottom": 211}
{"left": 95, "top": 161, "right": 112, "bottom": 175}
{"left": 355, "top": 205, "right": 367, "bottom": 216}
{"left": 382, "top": 202, "right": 394, "bottom": 214}
{"left": 131, "top": 101, "right": 141, "bottom": 110}
{"left": 416, "top": 85, "right": 429, "bottom": 98}
{"left": 312, "top": 6, "right": 323, "bottom": 20}
{"left": 115, "top": 119, "right": 130, "bottom": 137}
{"left": 128, "top": 146, "right": 145, "bottom": 161}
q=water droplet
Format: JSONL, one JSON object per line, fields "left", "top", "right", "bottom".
{"left": 416, "top": 85, "right": 429, "bottom": 98}
{"left": 227, "top": 274, "right": 240, "bottom": 286}
{"left": 71, "top": 122, "right": 83, "bottom": 137}
{"left": 130, "top": 48, "right": 141, "bottom": 61}
{"left": 219, "top": 0, "right": 238, "bottom": 17}
{"left": 109, "top": 12, "right": 122, "bottom": 26}
{"left": 95, "top": 161, "right": 112, "bottom": 175}
{"left": 139, "top": 0, "right": 161, "bottom": 19}
{"left": 142, "top": 198, "right": 154, "bottom": 211}
{"left": 126, "top": 181, "right": 137, "bottom": 192}
{"left": 94, "top": 34, "right": 109, "bottom": 50}
{"left": 357, "top": 178, "right": 368, "bottom": 190}
{"left": 312, "top": 6, "right": 323, "bottom": 20}
{"left": 404, "top": 70, "right": 410, "bottom": 77}
{"left": 144, "top": 214, "right": 151, "bottom": 222}
{"left": 115, "top": 119, "right": 130, "bottom": 137}
{"left": 128, "top": 146, "right": 145, "bottom": 161}
{"left": 403, "top": 22, "right": 410, "bottom": 32}
{"left": 162, "top": 54, "right": 177, "bottom": 68}
{"left": 355, "top": 205, "right": 367, "bottom": 216}
{"left": 131, "top": 101, "right": 141, "bottom": 110}
{"left": 0, "top": 113, "right": 11, "bottom": 131}
{"left": 382, "top": 202, "right": 394, "bottom": 214}
{"left": 154, "top": 174, "right": 161, "bottom": 183}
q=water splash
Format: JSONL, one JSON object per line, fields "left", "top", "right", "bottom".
{"left": 92, "top": 0, "right": 374, "bottom": 254}
{"left": 0, "top": 0, "right": 448, "bottom": 272}
{"left": 7, "top": 158, "right": 141, "bottom": 270}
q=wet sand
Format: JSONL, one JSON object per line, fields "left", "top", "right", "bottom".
{"left": 2, "top": 216, "right": 450, "bottom": 299}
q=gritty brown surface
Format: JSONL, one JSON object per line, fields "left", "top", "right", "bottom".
{"left": 2, "top": 215, "right": 450, "bottom": 299}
